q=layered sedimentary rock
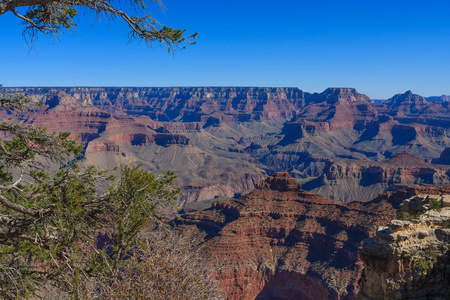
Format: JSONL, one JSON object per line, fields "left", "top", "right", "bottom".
{"left": 24, "top": 90, "right": 113, "bottom": 144}
{"left": 357, "top": 193, "right": 450, "bottom": 300}
{"left": 246, "top": 88, "right": 450, "bottom": 180}
{"left": 177, "top": 180, "right": 450, "bottom": 300}
{"left": 438, "top": 147, "right": 450, "bottom": 165}
{"left": 426, "top": 95, "right": 450, "bottom": 102}
{"left": 304, "top": 152, "right": 450, "bottom": 202}
{"left": 175, "top": 172, "right": 405, "bottom": 300}
{"left": 383, "top": 91, "right": 429, "bottom": 116}
{"left": 2, "top": 90, "right": 268, "bottom": 205}
{"left": 3, "top": 86, "right": 450, "bottom": 204}
{"left": 308, "top": 88, "right": 371, "bottom": 105}
{"left": 5, "top": 87, "right": 309, "bottom": 121}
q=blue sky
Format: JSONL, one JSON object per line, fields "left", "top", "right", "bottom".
{"left": 1, "top": 0, "right": 449, "bottom": 99}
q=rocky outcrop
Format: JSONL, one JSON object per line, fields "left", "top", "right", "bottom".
{"left": 5, "top": 87, "right": 310, "bottom": 121}
{"left": 357, "top": 193, "right": 450, "bottom": 300}
{"left": 3, "top": 86, "right": 450, "bottom": 205}
{"left": 175, "top": 172, "right": 403, "bottom": 300}
{"left": 255, "top": 171, "right": 302, "bottom": 191}
{"left": 179, "top": 172, "right": 267, "bottom": 204}
{"left": 43, "top": 91, "right": 81, "bottom": 111}
{"left": 85, "top": 133, "right": 192, "bottom": 153}
{"left": 383, "top": 91, "right": 429, "bottom": 116}
{"left": 304, "top": 152, "right": 450, "bottom": 202}
{"left": 291, "top": 88, "right": 377, "bottom": 132}
{"left": 426, "top": 95, "right": 450, "bottom": 102}
{"left": 438, "top": 147, "right": 450, "bottom": 165}
{"left": 309, "top": 88, "right": 371, "bottom": 105}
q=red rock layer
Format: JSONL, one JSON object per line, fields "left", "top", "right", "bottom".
{"left": 303, "top": 152, "right": 450, "bottom": 202}
{"left": 3, "top": 87, "right": 450, "bottom": 204}
{"left": 175, "top": 173, "right": 408, "bottom": 300}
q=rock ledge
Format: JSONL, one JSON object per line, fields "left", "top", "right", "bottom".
{"left": 357, "top": 194, "right": 450, "bottom": 300}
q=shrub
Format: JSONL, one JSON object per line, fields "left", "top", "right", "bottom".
{"left": 428, "top": 198, "right": 442, "bottom": 211}
{"left": 95, "top": 231, "right": 224, "bottom": 300}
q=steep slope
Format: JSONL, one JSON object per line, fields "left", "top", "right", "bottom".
{"left": 247, "top": 88, "right": 450, "bottom": 177}
{"left": 357, "top": 193, "right": 450, "bottom": 300}
{"left": 175, "top": 172, "right": 403, "bottom": 300}
{"left": 304, "top": 152, "right": 450, "bottom": 202}
{"left": 438, "top": 147, "right": 450, "bottom": 165}
{"left": 3, "top": 86, "right": 450, "bottom": 205}
{"left": 247, "top": 88, "right": 379, "bottom": 177}
{"left": 426, "top": 95, "right": 450, "bottom": 102}
{"left": 383, "top": 91, "right": 429, "bottom": 116}
{"left": 4, "top": 87, "right": 310, "bottom": 122}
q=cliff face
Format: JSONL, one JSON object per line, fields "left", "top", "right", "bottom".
{"left": 309, "top": 88, "right": 371, "bottom": 105}
{"left": 175, "top": 172, "right": 402, "bottom": 300}
{"left": 384, "top": 91, "right": 429, "bottom": 115}
{"left": 438, "top": 147, "right": 450, "bottom": 165}
{"left": 3, "top": 87, "right": 450, "bottom": 204}
{"left": 4, "top": 90, "right": 269, "bottom": 206}
{"left": 357, "top": 192, "right": 450, "bottom": 300}
{"left": 426, "top": 95, "right": 450, "bottom": 102}
{"left": 304, "top": 152, "right": 450, "bottom": 202}
{"left": 5, "top": 87, "right": 310, "bottom": 122}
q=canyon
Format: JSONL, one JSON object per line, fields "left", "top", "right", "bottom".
{"left": 2, "top": 86, "right": 449, "bottom": 299}
{"left": 2, "top": 86, "right": 450, "bottom": 207}
{"left": 175, "top": 173, "right": 450, "bottom": 299}
{"left": 303, "top": 151, "right": 450, "bottom": 202}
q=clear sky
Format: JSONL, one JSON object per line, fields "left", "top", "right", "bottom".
{"left": 1, "top": 0, "right": 449, "bottom": 99}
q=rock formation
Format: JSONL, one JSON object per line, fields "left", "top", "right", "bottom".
{"left": 438, "top": 147, "right": 450, "bottom": 165}
{"left": 357, "top": 193, "right": 450, "bottom": 300}
{"left": 175, "top": 172, "right": 404, "bottom": 300}
{"left": 303, "top": 152, "right": 450, "bottom": 202}
{"left": 6, "top": 86, "right": 309, "bottom": 122}
{"left": 426, "top": 95, "right": 450, "bottom": 102}
{"left": 383, "top": 91, "right": 429, "bottom": 115}
{"left": 176, "top": 178, "right": 450, "bottom": 300}
{"left": 309, "top": 88, "right": 372, "bottom": 105}
{"left": 2, "top": 86, "right": 450, "bottom": 204}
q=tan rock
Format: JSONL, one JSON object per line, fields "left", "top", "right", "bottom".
{"left": 357, "top": 205, "right": 450, "bottom": 300}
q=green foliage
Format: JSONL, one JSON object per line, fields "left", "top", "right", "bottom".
{"left": 428, "top": 197, "right": 442, "bottom": 211}
{"left": 414, "top": 244, "right": 440, "bottom": 272}
{"left": 415, "top": 258, "right": 433, "bottom": 270}
{"left": 0, "top": 87, "right": 32, "bottom": 113}
{"left": 25, "top": 3, "right": 78, "bottom": 30}
{"left": 398, "top": 196, "right": 443, "bottom": 221}
{"left": 0, "top": 163, "right": 111, "bottom": 299}
{"left": 102, "top": 165, "right": 179, "bottom": 279}
{"left": 0, "top": 96, "right": 181, "bottom": 299}
{"left": 398, "top": 211, "right": 418, "bottom": 220}
{"left": 1, "top": 0, "right": 197, "bottom": 51}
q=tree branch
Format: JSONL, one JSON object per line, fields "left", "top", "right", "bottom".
{"left": 0, "top": 0, "right": 47, "bottom": 16}
{"left": 12, "top": 8, "right": 51, "bottom": 33}
{"left": 0, "top": 194, "right": 54, "bottom": 217}
{"left": 0, "top": 214, "right": 39, "bottom": 228}
{"left": 0, "top": 232, "right": 48, "bottom": 247}
{"left": 0, "top": 0, "right": 196, "bottom": 50}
